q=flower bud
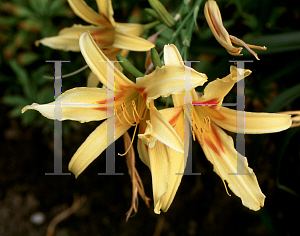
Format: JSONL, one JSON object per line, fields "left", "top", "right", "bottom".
{"left": 148, "top": 0, "right": 175, "bottom": 28}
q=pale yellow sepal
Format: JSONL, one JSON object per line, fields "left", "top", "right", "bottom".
{"left": 95, "top": 0, "right": 115, "bottom": 25}
{"left": 69, "top": 117, "right": 131, "bottom": 178}
{"left": 138, "top": 103, "right": 184, "bottom": 153}
{"left": 136, "top": 65, "right": 207, "bottom": 108}
{"left": 68, "top": 0, "right": 111, "bottom": 27}
{"left": 138, "top": 106, "right": 186, "bottom": 214}
{"left": 79, "top": 32, "right": 135, "bottom": 90}
{"left": 163, "top": 44, "right": 184, "bottom": 66}
{"left": 113, "top": 29, "right": 155, "bottom": 51}
{"left": 199, "top": 121, "right": 266, "bottom": 211}
{"left": 115, "top": 22, "right": 145, "bottom": 36}
{"left": 22, "top": 87, "right": 108, "bottom": 123}
{"left": 201, "top": 106, "right": 292, "bottom": 134}
{"left": 194, "top": 66, "right": 251, "bottom": 107}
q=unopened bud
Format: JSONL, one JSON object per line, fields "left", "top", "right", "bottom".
{"left": 150, "top": 48, "right": 163, "bottom": 68}
{"left": 148, "top": 0, "right": 175, "bottom": 28}
{"left": 116, "top": 54, "right": 144, "bottom": 78}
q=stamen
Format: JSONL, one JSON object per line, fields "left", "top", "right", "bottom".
{"left": 222, "top": 179, "right": 231, "bottom": 197}
{"left": 115, "top": 107, "right": 127, "bottom": 126}
{"left": 191, "top": 125, "right": 196, "bottom": 141}
{"left": 121, "top": 102, "right": 136, "bottom": 126}
{"left": 43, "top": 64, "right": 89, "bottom": 79}
{"left": 131, "top": 101, "right": 146, "bottom": 121}
{"left": 204, "top": 116, "right": 211, "bottom": 132}
{"left": 131, "top": 104, "right": 138, "bottom": 124}
{"left": 119, "top": 124, "right": 138, "bottom": 156}
{"left": 198, "top": 127, "right": 204, "bottom": 146}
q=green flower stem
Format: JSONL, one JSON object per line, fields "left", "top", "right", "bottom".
{"left": 169, "top": 0, "right": 202, "bottom": 45}
{"left": 143, "top": 20, "right": 161, "bottom": 31}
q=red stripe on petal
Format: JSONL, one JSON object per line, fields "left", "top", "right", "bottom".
{"left": 204, "top": 123, "right": 224, "bottom": 155}
{"left": 168, "top": 108, "right": 183, "bottom": 127}
{"left": 135, "top": 87, "right": 147, "bottom": 101}
{"left": 93, "top": 100, "right": 107, "bottom": 111}
{"left": 102, "top": 13, "right": 110, "bottom": 23}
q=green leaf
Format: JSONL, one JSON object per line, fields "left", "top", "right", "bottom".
{"left": 8, "top": 59, "right": 33, "bottom": 99}
{"left": 17, "top": 52, "right": 40, "bottom": 66}
{"left": 48, "top": 0, "right": 69, "bottom": 17}
{"left": 265, "top": 83, "right": 300, "bottom": 112}
{"left": 9, "top": 59, "right": 29, "bottom": 86}
{"left": 31, "top": 64, "right": 52, "bottom": 86}
{"left": 193, "top": 5, "right": 199, "bottom": 30}
{"left": 243, "top": 31, "right": 300, "bottom": 55}
{"left": 21, "top": 109, "right": 37, "bottom": 125}
{"left": 36, "top": 88, "right": 54, "bottom": 103}
{"left": 0, "top": 17, "right": 18, "bottom": 25}
{"left": 14, "top": 4, "right": 34, "bottom": 18}
{"left": 3, "top": 95, "right": 28, "bottom": 106}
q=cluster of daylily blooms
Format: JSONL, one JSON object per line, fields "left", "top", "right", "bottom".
{"left": 22, "top": 0, "right": 293, "bottom": 218}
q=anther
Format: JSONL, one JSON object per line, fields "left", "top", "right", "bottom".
{"left": 131, "top": 101, "right": 146, "bottom": 121}
{"left": 204, "top": 116, "right": 211, "bottom": 132}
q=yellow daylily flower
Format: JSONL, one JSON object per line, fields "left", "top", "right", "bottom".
{"left": 136, "top": 46, "right": 208, "bottom": 214}
{"left": 22, "top": 32, "right": 207, "bottom": 181}
{"left": 142, "top": 44, "right": 291, "bottom": 213}
{"left": 36, "top": 0, "right": 154, "bottom": 57}
{"left": 137, "top": 103, "right": 189, "bottom": 214}
{"left": 204, "top": 0, "right": 267, "bottom": 60}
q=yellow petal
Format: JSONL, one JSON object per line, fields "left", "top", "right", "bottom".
{"left": 22, "top": 87, "right": 109, "bottom": 123}
{"left": 36, "top": 35, "right": 81, "bottom": 51}
{"left": 115, "top": 22, "right": 145, "bottom": 36}
{"left": 136, "top": 65, "right": 207, "bottom": 108}
{"left": 156, "top": 108, "right": 186, "bottom": 213}
{"left": 194, "top": 66, "right": 251, "bottom": 107}
{"left": 162, "top": 44, "right": 200, "bottom": 107}
{"left": 68, "top": 0, "right": 111, "bottom": 27}
{"left": 199, "top": 121, "right": 266, "bottom": 211}
{"left": 143, "top": 103, "right": 184, "bottom": 153}
{"left": 96, "top": 0, "right": 115, "bottom": 26}
{"left": 147, "top": 140, "right": 170, "bottom": 214}
{"left": 112, "top": 29, "right": 154, "bottom": 51}
{"left": 163, "top": 44, "right": 184, "bottom": 66}
{"left": 137, "top": 120, "right": 151, "bottom": 167}
{"left": 144, "top": 109, "right": 186, "bottom": 214}
{"left": 69, "top": 117, "right": 131, "bottom": 178}
{"left": 60, "top": 24, "right": 115, "bottom": 47}
{"left": 201, "top": 106, "right": 292, "bottom": 134}
{"left": 36, "top": 24, "right": 114, "bottom": 51}
{"left": 58, "top": 24, "right": 106, "bottom": 36}
{"left": 148, "top": 142, "right": 185, "bottom": 214}
{"left": 79, "top": 32, "right": 135, "bottom": 90}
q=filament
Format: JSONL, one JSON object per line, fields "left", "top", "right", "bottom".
{"left": 119, "top": 124, "right": 138, "bottom": 156}
{"left": 43, "top": 64, "right": 89, "bottom": 79}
